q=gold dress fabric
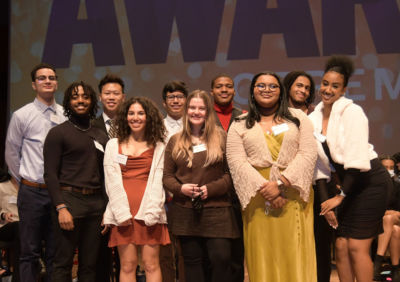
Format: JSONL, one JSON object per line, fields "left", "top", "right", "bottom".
{"left": 242, "top": 133, "right": 317, "bottom": 282}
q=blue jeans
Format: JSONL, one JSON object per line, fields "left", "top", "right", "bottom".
{"left": 17, "top": 183, "right": 55, "bottom": 282}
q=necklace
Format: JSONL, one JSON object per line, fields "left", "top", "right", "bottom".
{"left": 68, "top": 120, "right": 91, "bottom": 132}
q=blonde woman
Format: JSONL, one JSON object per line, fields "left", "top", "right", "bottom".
{"left": 163, "top": 90, "right": 239, "bottom": 282}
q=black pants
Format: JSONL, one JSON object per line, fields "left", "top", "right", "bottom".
{"left": 17, "top": 184, "right": 55, "bottom": 282}
{"left": 313, "top": 186, "right": 334, "bottom": 282}
{"left": 95, "top": 232, "right": 113, "bottom": 282}
{"left": 51, "top": 190, "right": 106, "bottom": 282}
{"left": 179, "top": 236, "right": 232, "bottom": 282}
{"left": 231, "top": 195, "right": 245, "bottom": 282}
{"left": 0, "top": 222, "right": 20, "bottom": 282}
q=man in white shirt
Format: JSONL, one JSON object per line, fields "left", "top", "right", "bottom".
{"left": 162, "top": 80, "right": 188, "bottom": 140}
{"left": 5, "top": 63, "right": 65, "bottom": 282}
{"left": 161, "top": 80, "right": 188, "bottom": 282}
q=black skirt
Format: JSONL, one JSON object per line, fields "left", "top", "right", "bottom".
{"left": 336, "top": 158, "right": 391, "bottom": 239}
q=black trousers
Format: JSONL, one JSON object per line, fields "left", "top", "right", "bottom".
{"left": 95, "top": 232, "right": 113, "bottom": 282}
{"left": 179, "top": 236, "right": 232, "bottom": 282}
{"left": 17, "top": 184, "right": 55, "bottom": 282}
{"left": 51, "top": 191, "right": 106, "bottom": 282}
{"left": 231, "top": 195, "right": 245, "bottom": 282}
{"left": 0, "top": 221, "right": 20, "bottom": 282}
{"left": 313, "top": 186, "right": 334, "bottom": 282}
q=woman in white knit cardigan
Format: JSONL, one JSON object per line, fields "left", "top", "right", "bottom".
{"left": 309, "top": 56, "right": 391, "bottom": 282}
{"left": 226, "top": 71, "right": 317, "bottom": 282}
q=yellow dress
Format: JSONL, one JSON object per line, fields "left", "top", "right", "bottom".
{"left": 242, "top": 133, "right": 317, "bottom": 282}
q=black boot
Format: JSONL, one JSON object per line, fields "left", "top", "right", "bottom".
{"left": 374, "top": 255, "right": 384, "bottom": 281}
{"left": 392, "top": 264, "right": 400, "bottom": 282}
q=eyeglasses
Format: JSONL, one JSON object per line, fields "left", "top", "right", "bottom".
{"left": 36, "top": 75, "right": 58, "bottom": 82}
{"left": 254, "top": 83, "right": 280, "bottom": 91}
{"left": 166, "top": 94, "right": 185, "bottom": 101}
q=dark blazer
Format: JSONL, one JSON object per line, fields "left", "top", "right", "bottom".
{"left": 92, "top": 115, "right": 108, "bottom": 138}
{"left": 215, "top": 106, "right": 244, "bottom": 131}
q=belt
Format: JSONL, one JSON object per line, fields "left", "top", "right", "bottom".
{"left": 21, "top": 179, "right": 47, "bottom": 189}
{"left": 61, "top": 186, "right": 100, "bottom": 195}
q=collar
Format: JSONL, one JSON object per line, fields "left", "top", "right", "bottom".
{"left": 34, "top": 98, "right": 56, "bottom": 114}
{"left": 214, "top": 103, "right": 233, "bottom": 114}
{"left": 102, "top": 112, "right": 112, "bottom": 124}
{"left": 165, "top": 115, "right": 182, "bottom": 127}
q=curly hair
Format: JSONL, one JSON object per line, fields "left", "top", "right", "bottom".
{"left": 243, "top": 71, "right": 300, "bottom": 129}
{"left": 63, "top": 81, "right": 98, "bottom": 119}
{"left": 324, "top": 56, "right": 354, "bottom": 87}
{"left": 283, "top": 71, "right": 315, "bottom": 107}
{"left": 116, "top": 97, "right": 166, "bottom": 145}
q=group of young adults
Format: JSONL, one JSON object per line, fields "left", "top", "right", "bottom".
{"left": 1, "top": 55, "right": 395, "bottom": 282}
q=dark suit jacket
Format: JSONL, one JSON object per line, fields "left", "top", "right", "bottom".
{"left": 92, "top": 115, "right": 108, "bottom": 138}
{"left": 215, "top": 106, "right": 244, "bottom": 131}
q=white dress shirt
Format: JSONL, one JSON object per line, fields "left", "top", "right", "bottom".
{"left": 5, "top": 98, "right": 66, "bottom": 183}
{"left": 164, "top": 115, "right": 183, "bottom": 141}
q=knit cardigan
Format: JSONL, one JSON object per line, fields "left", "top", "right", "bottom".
{"left": 309, "top": 96, "right": 378, "bottom": 182}
{"left": 103, "top": 138, "right": 167, "bottom": 226}
{"left": 226, "top": 108, "right": 317, "bottom": 210}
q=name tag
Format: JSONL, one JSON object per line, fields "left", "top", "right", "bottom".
{"left": 8, "top": 196, "right": 17, "bottom": 204}
{"left": 93, "top": 140, "right": 104, "bottom": 152}
{"left": 314, "top": 132, "right": 327, "bottom": 143}
{"left": 115, "top": 154, "right": 128, "bottom": 165}
{"left": 50, "top": 113, "right": 61, "bottom": 124}
{"left": 193, "top": 144, "right": 207, "bottom": 153}
{"left": 272, "top": 123, "right": 289, "bottom": 136}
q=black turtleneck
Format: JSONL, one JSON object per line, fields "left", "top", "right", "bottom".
{"left": 43, "top": 114, "right": 108, "bottom": 207}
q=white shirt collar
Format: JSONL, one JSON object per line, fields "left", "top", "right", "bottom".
{"left": 164, "top": 115, "right": 182, "bottom": 128}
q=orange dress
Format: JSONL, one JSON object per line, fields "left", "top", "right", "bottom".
{"left": 109, "top": 147, "right": 170, "bottom": 247}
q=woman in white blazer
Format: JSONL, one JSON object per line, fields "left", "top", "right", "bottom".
{"left": 309, "top": 56, "right": 391, "bottom": 282}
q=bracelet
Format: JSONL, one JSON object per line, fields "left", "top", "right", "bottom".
{"left": 56, "top": 205, "right": 67, "bottom": 212}
{"left": 339, "top": 190, "right": 346, "bottom": 197}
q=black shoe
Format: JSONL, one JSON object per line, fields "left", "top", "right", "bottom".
{"left": 373, "top": 261, "right": 382, "bottom": 281}
{"left": 393, "top": 267, "right": 400, "bottom": 282}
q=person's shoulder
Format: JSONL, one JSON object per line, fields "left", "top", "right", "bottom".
{"left": 91, "top": 125, "right": 109, "bottom": 144}
{"left": 12, "top": 102, "right": 35, "bottom": 118}
{"left": 48, "top": 120, "right": 69, "bottom": 133}
{"left": 289, "top": 107, "right": 306, "bottom": 118}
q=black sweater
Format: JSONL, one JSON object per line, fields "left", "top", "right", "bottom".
{"left": 44, "top": 115, "right": 108, "bottom": 207}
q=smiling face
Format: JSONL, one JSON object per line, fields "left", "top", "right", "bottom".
{"left": 99, "top": 82, "right": 125, "bottom": 119}
{"left": 32, "top": 68, "right": 58, "bottom": 104}
{"left": 187, "top": 97, "right": 207, "bottom": 130}
{"left": 127, "top": 102, "right": 146, "bottom": 135}
{"left": 211, "top": 76, "right": 235, "bottom": 107}
{"left": 253, "top": 74, "right": 281, "bottom": 109}
{"left": 320, "top": 71, "right": 346, "bottom": 106}
{"left": 69, "top": 85, "right": 91, "bottom": 116}
{"left": 163, "top": 91, "right": 186, "bottom": 120}
{"left": 288, "top": 75, "right": 311, "bottom": 106}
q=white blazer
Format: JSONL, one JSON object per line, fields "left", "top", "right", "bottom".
{"left": 103, "top": 138, "right": 167, "bottom": 226}
{"left": 309, "top": 96, "right": 377, "bottom": 182}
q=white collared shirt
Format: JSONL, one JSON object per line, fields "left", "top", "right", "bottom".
{"left": 102, "top": 112, "right": 112, "bottom": 134}
{"left": 164, "top": 115, "right": 183, "bottom": 141}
